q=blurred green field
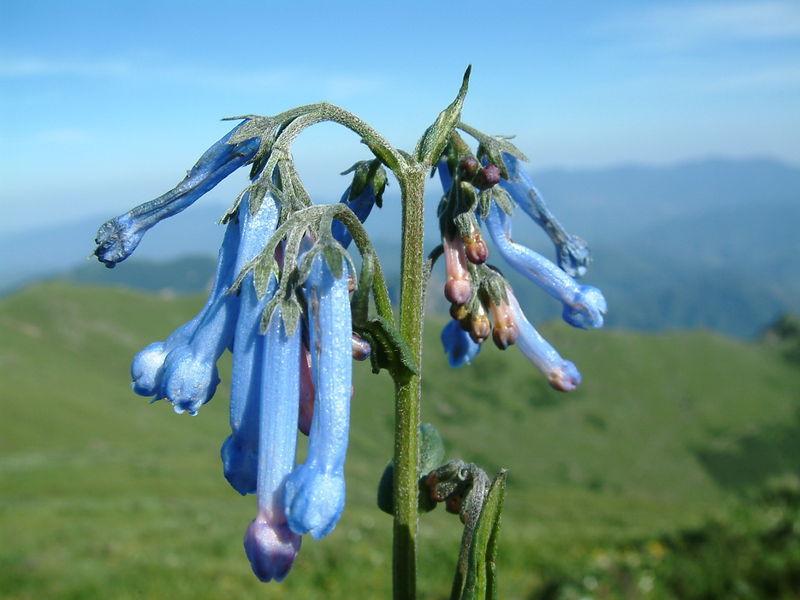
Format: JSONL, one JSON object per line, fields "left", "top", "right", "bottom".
{"left": 1, "top": 283, "right": 799, "bottom": 599}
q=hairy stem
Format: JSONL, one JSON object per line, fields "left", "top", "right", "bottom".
{"left": 393, "top": 163, "right": 428, "bottom": 600}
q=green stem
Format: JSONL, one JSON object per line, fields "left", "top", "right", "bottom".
{"left": 393, "top": 164, "right": 428, "bottom": 600}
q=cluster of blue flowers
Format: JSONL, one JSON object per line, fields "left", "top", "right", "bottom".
{"left": 94, "top": 116, "right": 605, "bottom": 583}
{"left": 95, "top": 120, "right": 379, "bottom": 582}
{"left": 436, "top": 151, "right": 606, "bottom": 391}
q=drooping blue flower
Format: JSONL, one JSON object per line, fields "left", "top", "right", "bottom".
{"left": 94, "top": 120, "right": 260, "bottom": 267}
{"left": 484, "top": 202, "right": 606, "bottom": 330}
{"left": 130, "top": 217, "right": 241, "bottom": 413}
{"left": 222, "top": 192, "right": 279, "bottom": 495}
{"left": 441, "top": 319, "right": 481, "bottom": 367}
{"left": 506, "top": 288, "right": 582, "bottom": 392}
{"left": 284, "top": 253, "right": 352, "bottom": 540}
{"left": 498, "top": 152, "right": 591, "bottom": 278}
{"left": 243, "top": 306, "right": 303, "bottom": 582}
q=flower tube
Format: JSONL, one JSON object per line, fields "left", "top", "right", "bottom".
{"left": 243, "top": 307, "right": 303, "bottom": 582}
{"left": 221, "top": 192, "right": 279, "bottom": 494}
{"left": 130, "top": 217, "right": 240, "bottom": 409}
{"left": 498, "top": 152, "right": 591, "bottom": 277}
{"left": 94, "top": 120, "right": 261, "bottom": 267}
{"left": 507, "top": 288, "right": 582, "bottom": 392}
{"left": 484, "top": 202, "right": 606, "bottom": 330}
{"left": 284, "top": 254, "right": 352, "bottom": 540}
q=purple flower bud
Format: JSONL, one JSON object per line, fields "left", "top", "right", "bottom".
{"left": 475, "top": 164, "right": 501, "bottom": 190}
{"left": 244, "top": 513, "right": 301, "bottom": 583}
{"left": 443, "top": 235, "right": 472, "bottom": 305}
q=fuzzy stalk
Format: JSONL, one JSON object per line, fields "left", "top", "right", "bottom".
{"left": 393, "top": 165, "right": 428, "bottom": 600}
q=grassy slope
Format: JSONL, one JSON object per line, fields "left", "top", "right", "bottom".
{"left": 1, "top": 283, "right": 798, "bottom": 599}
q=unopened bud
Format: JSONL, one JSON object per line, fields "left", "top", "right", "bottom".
{"left": 351, "top": 333, "right": 371, "bottom": 361}
{"left": 459, "top": 156, "right": 480, "bottom": 178}
{"left": 443, "top": 236, "right": 472, "bottom": 305}
{"left": 469, "top": 313, "right": 491, "bottom": 344}
{"left": 450, "top": 303, "right": 469, "bottom": 322}
{"left": 490, "top": 300, "right": 519, "bottom": 349}
{"left": 475, "top": 164, "right": 501, "bottom": 190}
{"left": 445, "top": 279, "right": 472, "bottom": 305}
{"left": 464, "top": 237, "right": 489, "bottom": 264}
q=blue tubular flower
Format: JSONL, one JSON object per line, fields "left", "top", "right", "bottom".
{"left": 243, "top": 307, "right": 303, "bottom": 582}
{"left": 284, "top": 254, "right": 352, "bottom": 540}
{"left": 498, "top": 152, "right": 591, "bottom": 277}
{"left": 331, "top": 183, "right": 377, "bottom": 250}
{"left": 94, "top": 120, "right": 261, "bottom": 267}
{"left": 441, "top": 319, "right": 481, "bottom": 367}
{"left": 130, "top": 217, "right": 240, "bottom": 401}
{"left": 484, "top": 202, "right": 606, "bottom": 329}
{"left": 507, "top": 288, "right": 582, "bottom": 392}
{"left": 222, "top": 193, "right": 279, "bottom": 495}
{"left": 157, "top": 218, "right": 242, "bottom": 415}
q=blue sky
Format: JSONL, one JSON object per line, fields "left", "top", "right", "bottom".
{"left": 1, "top": 0, "right": 799, "bottom": 232}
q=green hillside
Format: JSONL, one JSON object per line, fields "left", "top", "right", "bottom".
{"left": 2, "top": 283, "right": 799, "bottom": 599}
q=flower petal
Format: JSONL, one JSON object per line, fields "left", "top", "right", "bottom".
{"left": 158, "top": 217, "right": 242, "bottom": 414}
{"left": 499, "top": 152, "right": 591, "bottom": 277}
{"left": 243, "top": 306, "right": 302, "bottom": 581}
{"left": 94, "top": 120, "right": 260, "bottom": 267}
{"left": 507, "top": 289, "right": 582, "bottom": 392}
{"left": 222, "top": 192, "right": 279, "bottom": 494}
{"left": 485, "top": 203, "right": 606, "bottom": 329}
{"left": 284, "top": 254, "right": 351, "bottom": 539}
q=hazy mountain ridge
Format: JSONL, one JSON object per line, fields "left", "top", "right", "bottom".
{"left": 3, "top": 157, "right": 798, "bottom": 337}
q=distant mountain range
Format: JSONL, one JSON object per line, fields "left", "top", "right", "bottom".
{"left": 2, "top": 157, "right": 798, "bottom": 338}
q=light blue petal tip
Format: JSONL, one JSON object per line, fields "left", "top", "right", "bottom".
{"left": 284, "top": 465, "right": 345, "bottom": 540}
{"left": 563, "top": 285, "right": 607, "bottom": 329}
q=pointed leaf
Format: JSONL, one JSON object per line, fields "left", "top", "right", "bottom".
{"left": 415, "top": 66, "right": 471, "bottom": 166}
{"left": 460, "top": 470, "right": 507, "bottom": 600}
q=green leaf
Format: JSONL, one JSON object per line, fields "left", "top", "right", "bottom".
{"left": 460, "top": 471, "right": 507, "bottom": 600}
{"left": 322, "top": 244, "right": 344, "bottom": 280}
{"left": 415, "top": 66, "right": 471, "bottom": 166}
{"left": 354, "top": 316, "right": 418, "bottom": 382}
{"left": 253, "top": 257, "right": 275, "bottom": 300}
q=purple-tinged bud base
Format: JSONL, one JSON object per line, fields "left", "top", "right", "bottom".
{"left": 244, "top": 514, "right": 302, "bottom": 582}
